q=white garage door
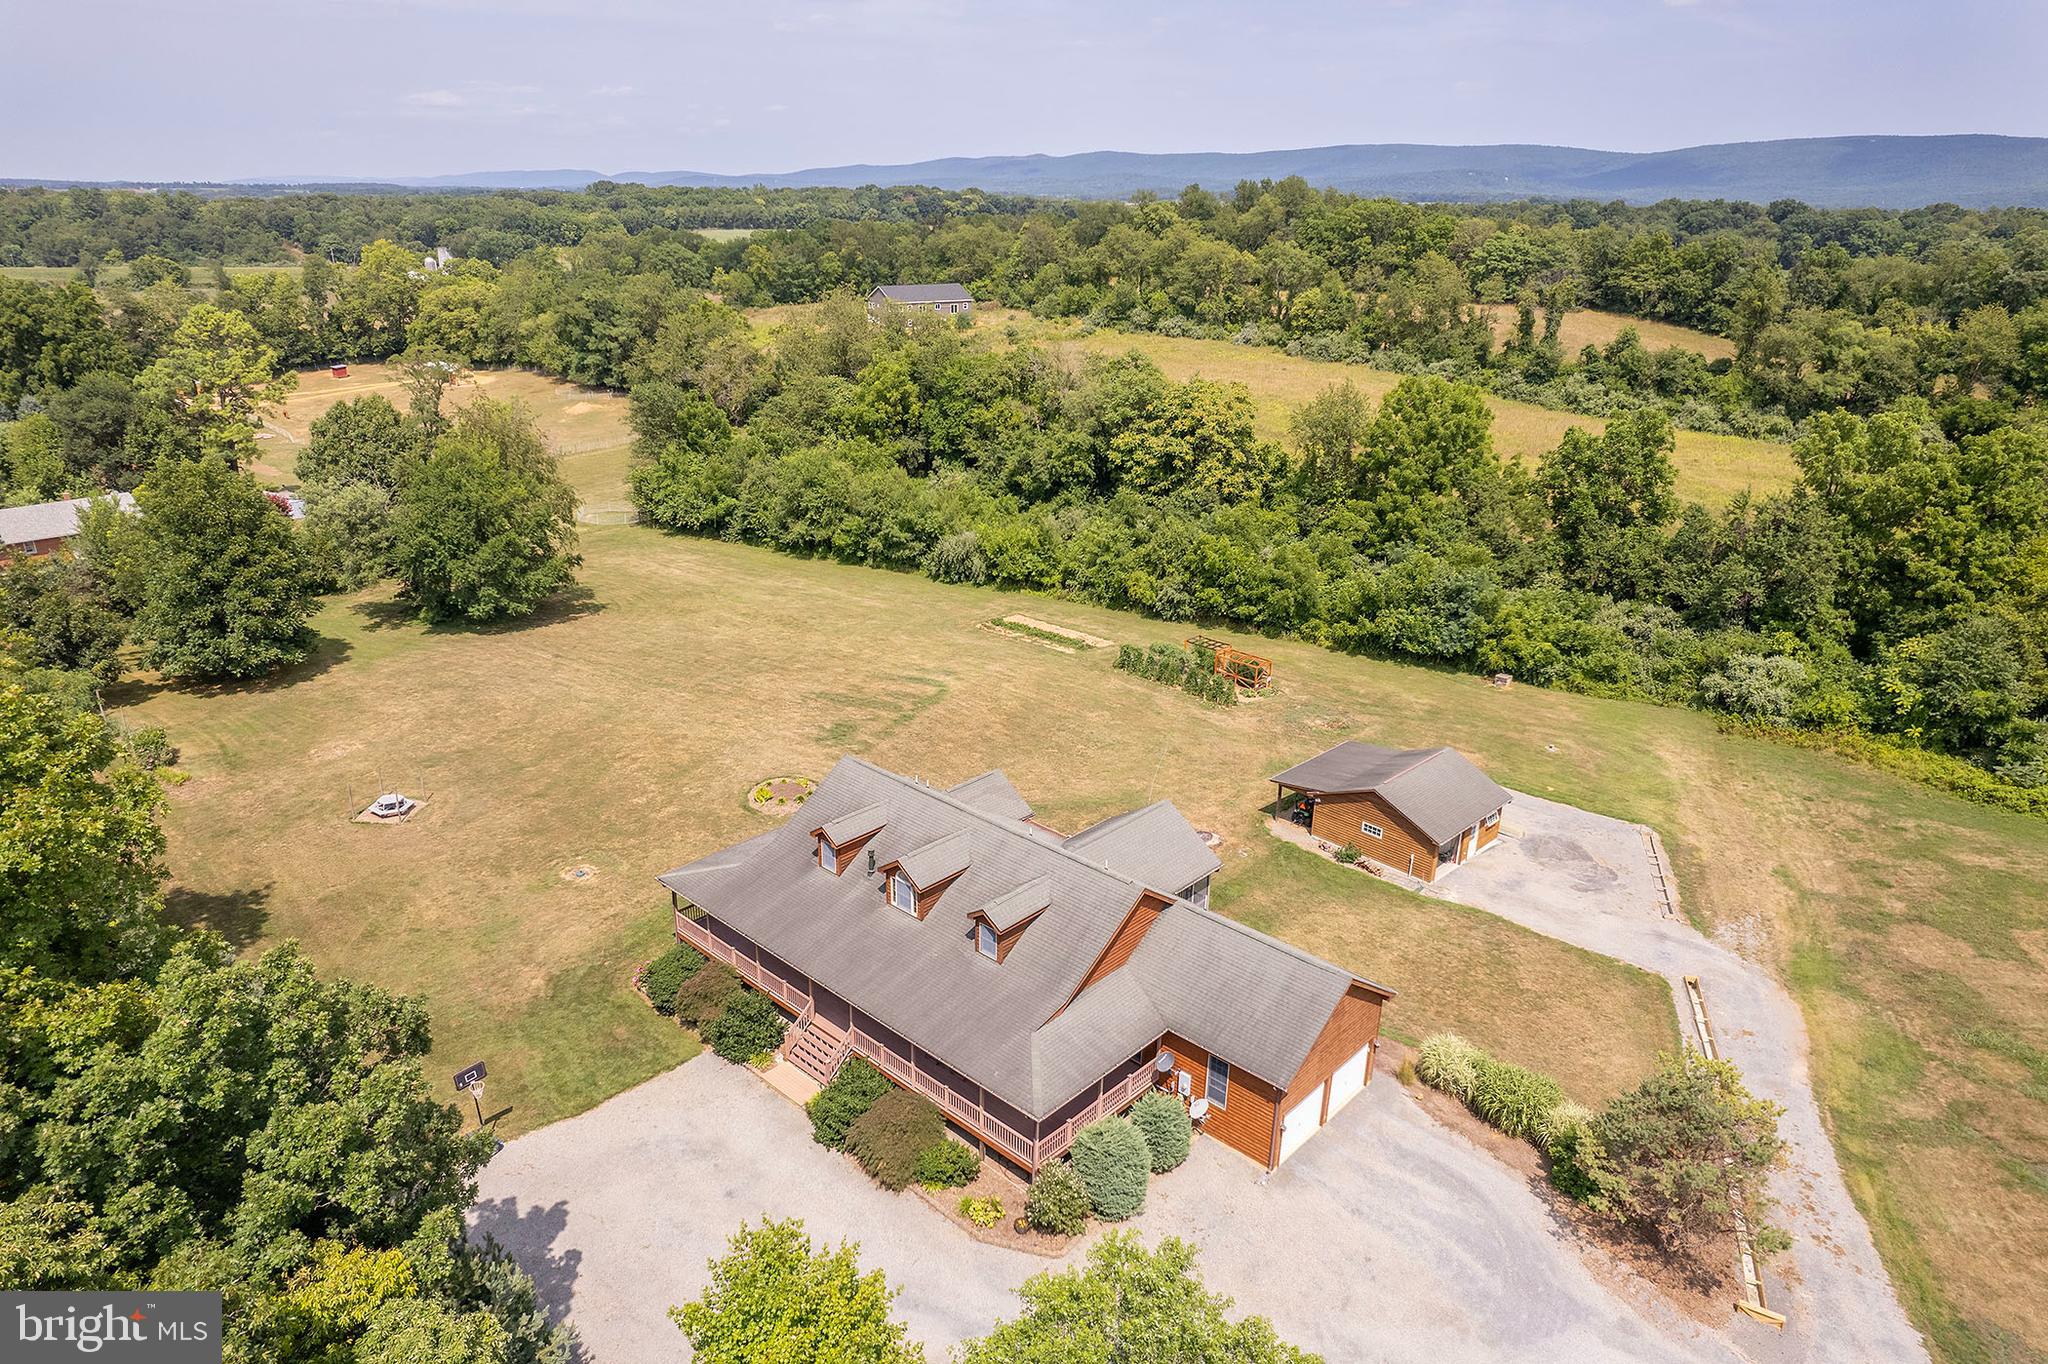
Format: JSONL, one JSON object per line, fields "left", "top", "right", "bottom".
{"left": 1325, "top": 1041, "right": 1372, "bottom": 1119}
{"left": 1276, "top": 1087, "right": 1325, "bottom": 1165}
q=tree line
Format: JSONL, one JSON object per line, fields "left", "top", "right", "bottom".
{"left": 617, "top": 297, "right": 2044, "bottom": 797}
{"left": 6, "top": 181, "right": 2047, "bottom": 440}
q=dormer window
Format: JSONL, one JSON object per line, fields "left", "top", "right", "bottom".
{"left": 890, "top": 873, "right": 917, "bottom": 914}
{"left": 976, "top": 921, "right": 998, "bottom": 959}
{"left": 812, "top": 804, "right": 888, "bottom": 878}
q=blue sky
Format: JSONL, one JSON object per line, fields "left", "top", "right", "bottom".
{"left": 3, "top": 0, "right": 2044, "bottom": 181}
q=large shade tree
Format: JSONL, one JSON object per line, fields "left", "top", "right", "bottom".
{"left": 391, "top": 400, "right": 580, "bottom": 624}
{"left": 133, "top": 455, "right": 315, "bottom": 680}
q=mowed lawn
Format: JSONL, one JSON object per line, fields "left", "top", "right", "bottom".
{"left": 109, "top": 377, "right": 2045, "bottom": 1363}
{"left": 748, "top": 303, "right": 1795, "bottom": 507}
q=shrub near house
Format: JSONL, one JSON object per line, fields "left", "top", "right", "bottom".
{"left": 1070, "top": 1116, "right": 1152, "bottom": 1220}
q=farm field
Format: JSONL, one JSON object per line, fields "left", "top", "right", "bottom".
{"left": 107, "top": 372, "right": 2047, "bottom": 1364}
{"left": 1474, "top": 302, "right": 1738, "bottom": 361}
{"left": 748, "top": 302, "right": 1795, "bottom": 506}
{"left": 257, "top": 362, "right": 634, "bottom": 508}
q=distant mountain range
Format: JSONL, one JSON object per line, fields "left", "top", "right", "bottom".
{"left": 15, "top": 136, "right": 2048, "bottom": 208}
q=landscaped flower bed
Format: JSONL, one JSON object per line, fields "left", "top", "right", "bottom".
{"left": 747, "top": 775, "right": 815, "bottom": 816}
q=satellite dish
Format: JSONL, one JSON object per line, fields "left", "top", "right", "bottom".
{"left": 1189, "top": 1097, "right": 1211, "bottom": 1123}
{"left": 1153, "top": 1052, "right": 1175, "bottom": 1075}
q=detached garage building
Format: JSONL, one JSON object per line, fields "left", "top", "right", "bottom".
{"left": 1271, "top": 742, "right": 1510, "bottom": 882}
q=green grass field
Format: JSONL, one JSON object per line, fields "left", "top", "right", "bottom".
{"left": 748, "top": 303, "right": 1796, "bottom": 507}
{"left": 104, "top": 373, "right": 2048, "bottom": 1364}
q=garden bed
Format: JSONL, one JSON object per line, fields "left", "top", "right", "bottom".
{"left": 747, "top": 775, "right": 815, "bottom": 816}
{"left": 910, "top": 1162, "right": 1071, "bottom": 1256}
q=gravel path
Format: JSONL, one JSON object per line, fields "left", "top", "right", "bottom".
{"left": 1425, "top": 793, "right": 1929, "bottom": 1364}
{"left": 471, "top": 1054, "right": 1739, "bottom": 1364}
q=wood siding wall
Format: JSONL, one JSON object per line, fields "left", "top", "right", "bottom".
{"left": 1281, "top": 984, "right": 1385, "bottom": 1121}
{"left": 1157, "top": 1032, "right": 1281, "bottom": 1168}
{"left": 1072, "top": 892, "right": 1170, "bottom": 996}
{"left": 1308, "top": 792, "right": 1442, "bottom": 880}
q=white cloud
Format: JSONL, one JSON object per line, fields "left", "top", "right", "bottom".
{"left": 402, "top": 89, "right": 466, "bottom": 108}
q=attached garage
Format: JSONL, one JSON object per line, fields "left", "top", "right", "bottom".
{"left": 1267, "top": 989, "right": 1385, "bottom": 1168}
{"left": 1277, "top": 1088, "right": 1323, "bottom": 1164}
{"left": 1324, "top": 1040, "right": 1372, "bottom": 1119}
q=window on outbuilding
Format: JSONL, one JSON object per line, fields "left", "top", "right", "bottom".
{"left": 1359, "top": 820, "right": 1384, "bottom": 840}
{"left": 976, "top": 921, "right": 998, "bottom": 959}
{"left": 1205, "top": 1055, "right": 1229, "bottom": 1109}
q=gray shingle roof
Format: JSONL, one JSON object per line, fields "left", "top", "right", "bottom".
{"left": 658, "top": 756, "right": 1386, "bottom": 1119}
{"left": 1063, "top": 801, "right": 1221, "bottom": 896}
{"left": 948, "top": 770, "right": 1033, "bottom": 821}
{"left": 816, "top": 803, "right": 888, "bottom": 846}
{"left": 894, "top": 831, "right": 972, "bottom": 889}
{"left": 972, "top": 877, "right": 1051, "bottom": 932}
{"left": 1270, "top": 742, "right": 1510, "bottom": 845}
{"left": 869, "top": 282, "right": 973, "bottom": 304}
{"left": 0, "top": 492, "right": 135, "bottom": 548}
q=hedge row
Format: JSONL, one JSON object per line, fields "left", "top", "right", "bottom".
{"left": 1114, "top": 642, "right": 1239, "bottom": 706}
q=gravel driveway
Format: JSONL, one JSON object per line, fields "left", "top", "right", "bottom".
{"left": 472, "top": 1054, "right": 1740, "bottom": 1364}
{"left": 1427, "top": 793, "right": 1928, "bottom": 1364}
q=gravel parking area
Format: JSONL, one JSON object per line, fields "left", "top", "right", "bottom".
{"left": 1426, "top": 793, "right": 1928, "bottom": 1364}
{"left": 472, "top": 1054, "right": 1741, "bottom": 1364}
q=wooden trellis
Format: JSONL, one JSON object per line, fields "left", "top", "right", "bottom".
{"left": 1184, "top": 635, "right": 1274, "bottom": 692}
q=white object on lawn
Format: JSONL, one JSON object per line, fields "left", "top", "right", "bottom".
{"left": 370, "top": 792, "right": 416, "bottom": 818}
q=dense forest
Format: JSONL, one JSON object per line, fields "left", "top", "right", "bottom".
{"left": 1, "top": 184, "right": 2043, "bottom": 807}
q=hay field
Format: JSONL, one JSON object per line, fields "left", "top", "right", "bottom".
{"left": 1474, "top": 304, "right": 1738, "bottom": 361}
{"left": 257, "top": 362, "right": 633, "bottom": 500}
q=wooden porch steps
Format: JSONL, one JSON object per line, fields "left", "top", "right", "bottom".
{"left": 784, "top": 1018, "right": 850, "bottom": 1086}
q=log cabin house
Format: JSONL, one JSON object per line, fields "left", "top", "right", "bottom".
{"left": 1270, "top": 742, "right": 1510, "bottom": 883}
{"left": 659, "top": 756, "right": 1392, "bottom": 1172}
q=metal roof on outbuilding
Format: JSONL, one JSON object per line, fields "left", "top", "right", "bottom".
{"left": 1270, "top": 742, "right": 1510, "bottom": 845}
